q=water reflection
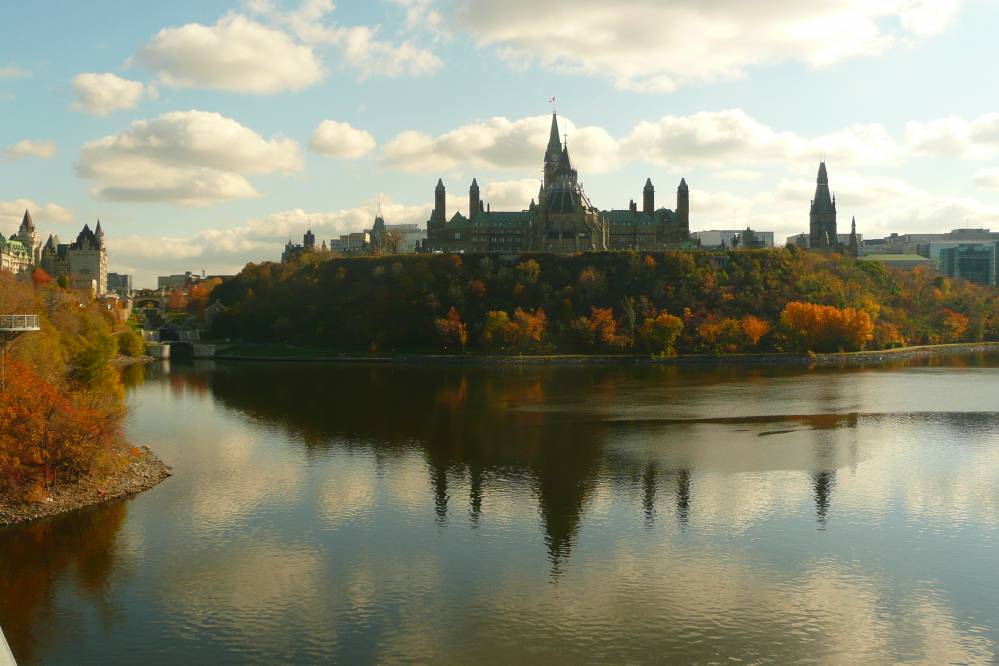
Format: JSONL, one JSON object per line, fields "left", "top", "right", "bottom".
{"left": 0, "top": 502, "right": 128, "bottom": 663}
{"left": 3, "top": 357, "right": 999, "bottom": 664}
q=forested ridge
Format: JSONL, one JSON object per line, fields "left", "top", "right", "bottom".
{"left": 211, "top": 248, "right": 999, "bottom": 355}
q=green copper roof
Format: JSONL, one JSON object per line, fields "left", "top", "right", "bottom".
{"left": 0, "top": 236, "right": 30, "bottom": 257}
{"left": 604, "top": 210, "right": 660, "bottom": 228}
{"left": 469, "top": 211, "right": 532, "bottom": 227}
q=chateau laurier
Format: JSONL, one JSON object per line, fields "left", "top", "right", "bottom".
{"left": 0, "top": 209, "right": 109, "bottom": 295}
{"left": 425, "top": 113, "right": 691, "bottom": 253}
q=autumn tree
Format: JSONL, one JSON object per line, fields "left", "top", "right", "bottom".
{"left": 638, "top": 312, "right": 684, "bottom": 356}
{"left": 434, "top": 307, "right": 468, "bottom": 352}
{"left": 780, "top": 301, "right": 874, "bottom": 352}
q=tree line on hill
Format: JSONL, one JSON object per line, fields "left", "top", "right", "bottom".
{"left": 0, "top": 269, "right": 144, "bottom": 501}
{"left": 209, "top": 248, "right": 999, "bottom": 355}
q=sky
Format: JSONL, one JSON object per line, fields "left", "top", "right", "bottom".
{"left": 2, "top": 0, "right": 999, "bottom": 287}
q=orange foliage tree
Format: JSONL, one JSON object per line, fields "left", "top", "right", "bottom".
{"left": 434, "top": 307, "right": 468, "bottom": 352}
{"left": 780, "top": 301, "right": 874, "bottom": 352}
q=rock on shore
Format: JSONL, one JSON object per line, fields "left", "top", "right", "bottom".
{"left": 0, "top": 446, "right": 171, "bottom": 527}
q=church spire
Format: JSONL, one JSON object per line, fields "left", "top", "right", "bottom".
{"left": 547, "top": 113, "right": 562, "bottom": 157}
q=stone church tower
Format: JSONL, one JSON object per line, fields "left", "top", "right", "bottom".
{"left": 809, "top": 162, "right": 837, "bottom": 249}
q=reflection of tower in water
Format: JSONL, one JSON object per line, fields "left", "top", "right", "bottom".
{"left": 812, "top": 470, "right": 835, "bottom": 528}
{"left": 676, "top": 468, "right": 691, "bottom": 528}
{"left": 642, "top": 462, "right": 657, "bottom": 529}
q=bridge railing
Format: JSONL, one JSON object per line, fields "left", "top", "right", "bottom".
{"left": 0, "top": 315, "right": 40, "bottom": 331}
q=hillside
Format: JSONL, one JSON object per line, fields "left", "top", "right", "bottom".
{"left": 210, "top": 248, "right": 999, "bottom": 355}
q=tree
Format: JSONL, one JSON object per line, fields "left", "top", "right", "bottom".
{"left": 639, "top": 312, "right": 684, "bottom": 356}
{"left": 434, "top": 307, "right": 468, "bottom": 352}
{"left": 740, "top": 315, "right": 771, "bottom": 347}
{"left": 780, "top": 301, "right": 874, "bottom": 352}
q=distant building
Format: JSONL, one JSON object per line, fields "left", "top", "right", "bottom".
{"left": 158, "top": 272, "right": 199, "bottom": 290}
{"left": 861, "top": 229, "right": 999, "bottom": 261}
{"left": 40, "top": 221, "right": 109, "bottom": 296}
{"left": 281, "top": 229, "right": 318, "bottom": 263}
{"left": 693, "top": 229, "right": 774, "bottom": 249}
{"left": 331, "top": 231, "right": 371, "bottom": 254}
{"left": 424, "top": 113, "right": 690, "bottom": 253}
{"left": 858, "top": 254, "right": 936, "bottom": 270}
{"left": 386, "top": 224, "right": 426, "bottom": 253}
{"left": 938, "top": 244, "right": 996, "bottom": 285}
{"left": 107, "top": 272, "right": 132, "bottom": 294}
{"left": 787, "top": 232, "right": 861, "bottom": 250}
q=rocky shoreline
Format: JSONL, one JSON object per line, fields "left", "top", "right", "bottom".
{"left": 0, "top": 446, "right": 171, "bottom": 527}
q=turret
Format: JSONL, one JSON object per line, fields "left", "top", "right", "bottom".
{"left": 677, "top": 178, "right": 690, "bottom": 239}
{"left": 434, "top": 178, "right": 446, "bottom": 220}
{"left": 95, "top": 220, "right": 105, "bottom": 248}
{"left": 304, "top": 228, "right": 316, "bottom": 249}
{"left": 810, "top": 162, "right": 837, "bottom": 250}
{"left": 16, "top": 209, "right": 38, "bottom": 264}
{"left": 543, "top": 113, "right": 563, "bottom": 190}
{"left": 643, "top": 178, "right": 654, "bottom": 215}
{"left": 19, "top": 209, "right": 34, "bottom": 234}
{"left": 469, "top": 178, "right": 480, "bottom": 219}
{"left": 848, "top": 217, "right": 859, "bottom": 257}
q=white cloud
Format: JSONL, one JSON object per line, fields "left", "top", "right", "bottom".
{"left": 309, "top": 120, "right": 376, "bottom": 158}
{"left": 110, "top": 196, "right": 430, "bottom": 287}
{"left": 904, "top": 113, "right": 999, "bottom": 159}
{"left": 455, "top": 0, "right": 964, "bottom": 92}
{"left": 623, "top": 110, "right": 899, "bottom": 168}
{"left": 381, "top": 114, "right": 620, "bottom": 173}
{"left": 337, "top": 25, "right": 442, "bottom": 78}
{"left": 0, "top": 199, "right": 74, "bottom": 235}
{"left": 0, "top": 65, "right": 29, "bottom": 79}
{"left": 974, "top": 167, "right": 999, "bottom": 190}
{"left": 2, "top": 139, "right": 57, "bottom": 160}
{"left": 690, "top": 167, "right": 999, "bottom": 247}
{"left": 136, "top": 13, "right": 324, "bottom": 93}
{"left": 245, "top": 0, "right": 442, "bottom": 78}
{"left": 483, "top": 178, "right": 539, "bottom": 210}
{"left": 78, "top": 110, "right": 302, "bottom": 206}
{"left": 72, "top": 72, "right": 155, "bottom": 115}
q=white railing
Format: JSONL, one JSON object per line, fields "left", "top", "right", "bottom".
{"left": 0, "top": 315, "right": 40, "bottom": 331}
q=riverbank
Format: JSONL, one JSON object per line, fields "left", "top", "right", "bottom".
{"left": 209, "top": 341, "right": 999, "bottom": 367}
{"left": 0, "top": 447, "right": 171, "bottom": 527}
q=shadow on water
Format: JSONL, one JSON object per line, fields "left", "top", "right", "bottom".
{"left": 0, "top": 502, "right": 128, "bottom": 664}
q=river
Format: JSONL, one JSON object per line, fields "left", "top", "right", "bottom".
{"left": 2, "top": 357, "right": 999, "bottom": 664}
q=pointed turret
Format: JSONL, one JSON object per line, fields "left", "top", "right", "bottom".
{"left": 676, "top": 178, "right": 690, "bottom": 239}
{"left": 19, "top": 209, "right": 34, "bottom": 233}
{"left": 848, "top": 217, "right": 859, "bottom": 257}
{"left": 469, "top": 178, "right": 480, "bottom": 219}
{"left": 643, "top": 177, "right": 655, "bottom": 215}
{"left": 546, "top": 113, "right": 562, "bottom": 157}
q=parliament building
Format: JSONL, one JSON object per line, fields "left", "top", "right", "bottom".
{"left": 424, "top": 113, "right": 691, "bottom": 253}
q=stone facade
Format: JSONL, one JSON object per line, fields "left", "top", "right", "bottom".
{"left": 39, "top": 222, "right": 109, "bottom": 296}
{"left": 425, "top": 113, "right": 691, "bottom": 254}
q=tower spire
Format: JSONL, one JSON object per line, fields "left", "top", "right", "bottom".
{"left": 547, "top": 113, "right": 562, "bottom": 157}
